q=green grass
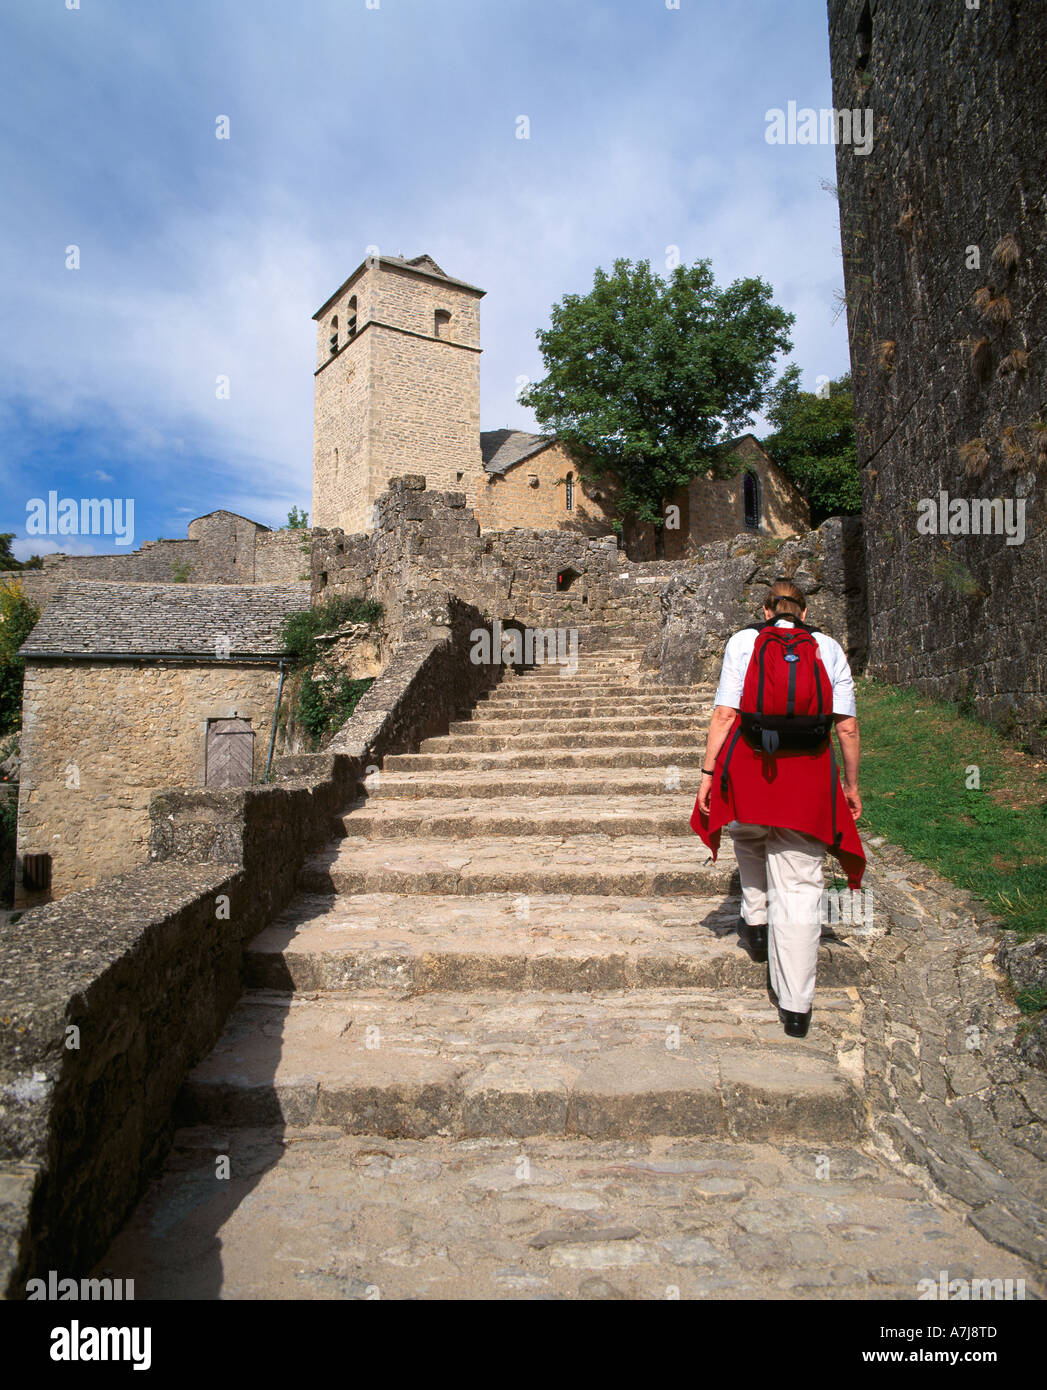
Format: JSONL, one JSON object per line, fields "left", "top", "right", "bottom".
{"left": 856, "top": 678, "right": 1047, "bottom": 938}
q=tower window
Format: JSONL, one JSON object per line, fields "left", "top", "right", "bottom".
{"left": 565, "top": 472, "right": 574, "bottom": 511}
{"left": 347, "top": 296, "right": 358, "bottom": 338}
{"left": 329, "top": 315, "right": 339, "bottom": 356}
{"left": 743, "top": 470, "right": 761, "bottom": 530}
{"left": 434, "top": 309, "right": 451, "bottom": 339}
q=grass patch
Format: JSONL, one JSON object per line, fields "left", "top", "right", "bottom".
{"left": 856, "top": 678, "right": 1047, "bottom": 937}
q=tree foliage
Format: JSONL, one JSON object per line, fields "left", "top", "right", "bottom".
{"left": 519, "top": 258, "right": 794, "bottom": 533}
{"left": 0, "top": 534, "right": 43, "bottom": 570}
{"left": 0, "top": 581, "right": 41, "bottom": 734}
{"left": 761, "top": 367, "right": 861, "bottom": 524}
{"left": 280, "top": 595, "right": 382, "bottom": 669}
{"left": 285, "top": 507, "right": 310, "bottom": 529}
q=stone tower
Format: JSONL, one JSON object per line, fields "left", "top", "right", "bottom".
{"left": 311, "top": 253, "right": 486, "bottom": 534}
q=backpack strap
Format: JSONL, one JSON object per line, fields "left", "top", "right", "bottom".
{"left": 828, "top": 740, "right": 844, "bottom": 852}
{"left": 720, "top": 723, "right": 743, "bottom": 799}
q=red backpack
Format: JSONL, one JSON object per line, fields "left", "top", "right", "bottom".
{"left": 737, "top": 619, "right": 833, "bottom": 755}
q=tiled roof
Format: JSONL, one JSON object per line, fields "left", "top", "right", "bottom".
{"left": 19, "top": 582, "right": 311, "bottom": 659}
{"left": 480, "top": 429, "right": 558, "bottom": 476}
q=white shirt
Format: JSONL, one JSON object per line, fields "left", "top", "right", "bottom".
{"left": 713, "top": 619, "right": 857, "bottom": 717}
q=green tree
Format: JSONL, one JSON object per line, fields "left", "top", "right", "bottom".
{"left": 285, "top": 506, "right": 310, "bottom": 529}
{"left": 0, "top": 534, "right": 43, "bottom": 571}
{"left": 0, "top": 581, "right": 41, "bottom": 734}
{"left": 519, "top": 257, "right": 794, "bottom": 553}
{"left": 761, "top": 367, "right": 861, "bottom": 525}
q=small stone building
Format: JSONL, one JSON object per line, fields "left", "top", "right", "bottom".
{"left": 311, "top": 253, "right": 810, "bottom": 554}
{"left": 475, "top": 429, "right": 809, "bottom": 555}
{"left": 15, "top": 581, "right": 309, "bottom": 906}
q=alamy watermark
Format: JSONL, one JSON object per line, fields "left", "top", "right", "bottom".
{"left": 26, "top": 491, "right": 135, "bottom": 547}
{"left": 917, "top": 491, "right": 1025, "bottom": 546}
{"left": 821, "top": 888, "right": 874, "bottom": 930}
{"left": 765, "top": 102, "right": 873, "bottom": 156}
{"left": 27, "top": 1271, "right": 134, "bottom": 1300}
{"left": 470, "top": 620, "right": 578, "bottom": 676}
{"left": 916, "top": 1269, "right": 1025, "bottom": 1301}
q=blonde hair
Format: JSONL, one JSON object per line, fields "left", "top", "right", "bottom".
{"left": 764, "top": 578, "right": 806, "bottom": 620}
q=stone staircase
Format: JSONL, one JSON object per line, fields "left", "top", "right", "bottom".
{"left": 178, "top": 632, "right": 869, "bottom": 1143}
{"left": 93, "top": 629, "right": 1047, "bottom": 1298}
{"left": 96, "top": 629, "right": 1047, "bottom": 1299}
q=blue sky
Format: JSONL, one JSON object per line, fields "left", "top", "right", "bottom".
{"left": 0, "top": 0, "right": 849, "bottom": 558}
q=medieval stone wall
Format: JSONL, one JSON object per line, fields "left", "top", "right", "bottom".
{"left": 15, "top": 661, "right": 285, "bottom": 904}
{"left": 254, "top": 528, "right": 311, "bottom": 582}
{"left": 828, "top": 0, "right": 1046, "bottom": 743}
{"left": 33, "top": 539, "right": 201, "bottom": 584}
{"left": 3, "top": 515, "right": 310, "bottom": 606}
{"left": 310, "top": 475, "right": 700, "bottom": 652}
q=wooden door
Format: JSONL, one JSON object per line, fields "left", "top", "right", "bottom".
{"left": 206, "top": 718, "right": 255, "bottom": 787}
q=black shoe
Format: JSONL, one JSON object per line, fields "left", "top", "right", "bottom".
{"left": 780, "top": 1008, "right": 812, "bottom": 1038}
{"left": 740, "top": 920, "right": 768, "bottom": 963}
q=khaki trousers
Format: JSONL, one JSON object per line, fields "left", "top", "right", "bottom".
{"left": 728, "top": 821, "right": 826, "bottom": 1014}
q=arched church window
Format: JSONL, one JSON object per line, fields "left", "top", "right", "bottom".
{"left": 565, "top": 472, "right": 574, "bottom": 511}
{"left": 329, "top": 315, "right": 339, "bottom": 356}
{"left": 743, "top": 470, "right": 761, "bottom": 530}
{"left": 347, "top": 297, "right": 358, "bottom": 338}
{"left": 435, "top": 309, "right": 451, "bottom": 339}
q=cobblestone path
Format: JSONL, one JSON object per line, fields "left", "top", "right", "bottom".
{"left": 97, "top": 633, "right": 1046, "bottom": 1298}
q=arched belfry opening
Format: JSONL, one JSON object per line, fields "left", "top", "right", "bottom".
{"left": 328, "top": 315, "right": 339, "bottom": 356}
{"left": 434, "top": 309, "right": 451, "bottom": 339}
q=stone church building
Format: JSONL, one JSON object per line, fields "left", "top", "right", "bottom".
{"left": 311, "top": 252, "right": 809, "bottom": 553}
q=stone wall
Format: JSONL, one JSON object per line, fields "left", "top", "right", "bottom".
{"left": 641, "top": 517, "right": 869, "bottom": 685}
{"left": 255, "top": 528, "right": 311, "bottom": 582}
{"left": 828, "top": 0, "right": 1046, "bottom": 744}
{"left": 310, "top": 475, "right": 694, "bottom": 652}
{"left": 15, "top": 661, "right": 286, "bottom": 905}
{"left": 3, "top": 514, "right": 308, "bottom": 606}
{"left": 474, "top": 440, "right": 618, "bottom": 534}
{"left": 653, "top": 435, "right": 811, "bottom": 560}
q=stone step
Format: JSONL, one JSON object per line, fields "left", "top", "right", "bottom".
{"left": 245, "top": 892, "right": 869, "bottom": 994}
{"left": 336, "top": 793, "right": 701, "bottom": 838}
{"left": 491, "top": 677, "right": 684, "bottom": 691}
{"left": 363, "top": 769, "right": 697, "bottom": 800}
{"left": 476, "top": 695, "right": 712, "bottom": 713}
{"left": 384, "top": 746, "right": 705, "bottom": 773}
{"left": 425, "top": 730, "right": 704, "bottom": 753}
{"left": 299, "top": 835, "right": 736, "bottom": 897}
{"left": 99, "top": 1125, "right": 1020, "bottom": 1301}
{"left": 445, "top": 715, "right": 705, "bottom": 738}
{"left": 178, "top": 988, "right": 865, "bottom": 1141}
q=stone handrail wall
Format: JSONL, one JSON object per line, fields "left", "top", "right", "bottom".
{"left": 0, "top": 596, "right": 499, "bottom": 1296}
